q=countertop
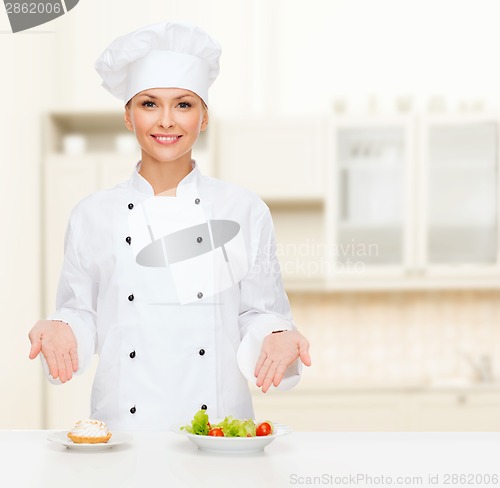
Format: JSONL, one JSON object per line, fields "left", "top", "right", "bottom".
{"left": 3, "top": 430, "right": 500, "bottom": 488}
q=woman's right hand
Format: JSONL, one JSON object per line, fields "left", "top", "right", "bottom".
{"left": 28, "top": 320, "right": 79, "bottom": 383}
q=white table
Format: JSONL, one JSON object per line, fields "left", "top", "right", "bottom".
{"left": 2, "top": 430, "right": 500, "bottom": 488}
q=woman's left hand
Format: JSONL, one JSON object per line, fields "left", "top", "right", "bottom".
{"left": 254, "top": 330, "right": 311, "bottom": 393}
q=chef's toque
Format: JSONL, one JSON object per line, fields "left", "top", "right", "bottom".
{"left": 94, "top": 21, "right": 221, "bottom": 105}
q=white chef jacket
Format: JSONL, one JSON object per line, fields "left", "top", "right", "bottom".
{"left": 45, "top": 161, "right": 300, "bottom": 431}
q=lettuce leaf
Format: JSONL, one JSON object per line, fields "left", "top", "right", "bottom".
{"left": 181, "top": 410, "right": 260, "bottom": 437}
{"left": 180, "top": 409, "right": 210, "bottom": 435}
{"left": 213, "top": 416, "right": 256, "bottom": 437}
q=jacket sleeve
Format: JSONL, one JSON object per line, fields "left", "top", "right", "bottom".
{"left": 43, "top": 218, "right": 98, "bottom": 384}
{"left": 237, "top": 206, "right": 302, "bottom": 389}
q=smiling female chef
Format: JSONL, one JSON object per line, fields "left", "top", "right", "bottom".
{"left": 28, "top": 21, "right": 311, "bottom": 431}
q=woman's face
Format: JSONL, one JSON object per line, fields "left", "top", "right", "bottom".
{"left": 124, "top": 87, "right": 208, "bottom": 167}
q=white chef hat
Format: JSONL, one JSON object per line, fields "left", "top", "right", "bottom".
{"left": 94, "top": 21, "right": 221, "bottom": 105}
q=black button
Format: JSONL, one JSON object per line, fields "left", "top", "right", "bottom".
{"left": 128, "top": 294, "right": 134, "bottom": 301}
{"left": 129, "top": 351, "right": 136, "bottom": 359}
{"left": 194, "top": 198, "right": 200, "bottom": 204}
{"left": 196, "top": 236, "right": 203, "bottom": 243}
{"left": 125, "top": 236, "right": 132, "bottom": 245}
{"left": 199, "top": 349, "right": 205, "bottom": 356}
{"left": 197, "top": 292, "right": 203, "bottom": 299}
{"left": 201, "top": 404, "right": 207, "bottom": 410}
{"left": 128, "top": 203, "right": 134, "bottom": 210}
{"left": 130, "top": 406, "right": 136, "bottom": 414}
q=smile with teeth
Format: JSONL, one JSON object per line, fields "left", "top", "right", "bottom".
{"left": 152, "top": 135, "right": 181, "bottom": 144}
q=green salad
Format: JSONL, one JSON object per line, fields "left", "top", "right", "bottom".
{"left": 181, "top": 409, "right": 274, "bottom": 437}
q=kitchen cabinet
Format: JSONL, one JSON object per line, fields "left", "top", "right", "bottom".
{"left": 215, "top": 113, "right": 500, "bottom": 290}
{"left": 418, "top": 115, "right": 500, "bottom": 277}
{"left": 252, "top": 389, "right": 406, "bottom": 432}
{"left": 408, "top": 391, "right": 500, "bottom": 431}
{"left": 252, "top": 387, "right": 500, "bottom": 432}
{"left": 328, "top": 117, "right": 415, "bottom": 276}
{"left": 324, "top": 114, "right": 500, "bottom": 290}
{"left": 214, "top": 117, "right": 328, "bottom": 288}
{"left": 214, "top": 117, "right": 326, "bottom": 201}
{"left": 43, "top": 110, "right": 500, "bottom": 294}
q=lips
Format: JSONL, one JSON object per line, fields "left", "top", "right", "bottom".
{"left": 151, "top": 134, "right": 182, "bottom": 145}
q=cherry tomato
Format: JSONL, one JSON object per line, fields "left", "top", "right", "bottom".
{"left": 207, "top": 427, "right": 224, "bottom": 437}
{"left": 256, "top": 422, "right": 273, "bottom": 436}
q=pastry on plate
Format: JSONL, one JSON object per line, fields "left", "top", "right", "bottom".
{"left": 67, "top": 419, "right": 112, "bottom": 444}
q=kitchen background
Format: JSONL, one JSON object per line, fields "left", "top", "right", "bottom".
{"left": 3, "top": 0, "right": 500, "bottom": 431}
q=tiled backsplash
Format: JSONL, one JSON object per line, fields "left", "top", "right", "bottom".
{"left": 288, "top": 291, "right": 500, "bottom": 386}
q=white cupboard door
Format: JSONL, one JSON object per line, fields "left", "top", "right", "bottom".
{"left": 215, "top": 117, "right": 325, "bottom": 200}
{"left": 329, "top": 117, "right": 415, "bottom": 280}
{"left": 419, "top": 115, "right": 500, "bottom": 277}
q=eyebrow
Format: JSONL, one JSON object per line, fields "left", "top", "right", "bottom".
{"left": 138, "top": 93, "right": 196, "bottom": 101}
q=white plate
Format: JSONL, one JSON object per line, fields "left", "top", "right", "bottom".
{"left": 175, "top": 421, "right": 292, "bottom": 454}
{"left": 47, "top": 431, "right": 133, "bottom": 451}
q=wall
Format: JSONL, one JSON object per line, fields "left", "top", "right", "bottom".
{"left": 0, "top": 15, "right": 56, "bottom": 428}
{"left": 273, "top": 0, "right": 500, "bottom": 114}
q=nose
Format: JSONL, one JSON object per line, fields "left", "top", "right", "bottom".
{"left": 158, "top": 108, "right": 174, "bottom": 128}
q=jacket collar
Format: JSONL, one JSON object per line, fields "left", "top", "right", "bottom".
{"left": 130, "top": 160, "right": 201, "bottom": 197}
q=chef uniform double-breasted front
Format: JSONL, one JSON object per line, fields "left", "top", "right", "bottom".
{"left": 44, "top": 161, "right": 300, "bottom": 431}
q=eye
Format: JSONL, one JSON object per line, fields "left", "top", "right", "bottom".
{"left": 178, "top": 101, "right": 192, "bottom": 109}
{"left": 141, "top": 100, "right": 156, "bottom": 108}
